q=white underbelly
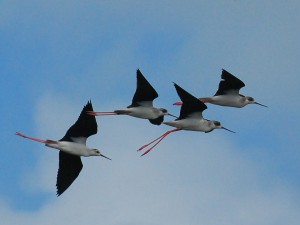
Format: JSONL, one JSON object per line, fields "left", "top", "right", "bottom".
{"left": 211, "top": 95, "right": 243, "bottom": 107}
{"left": 46, "top": 141, "right": 89, "bottom": 156}
{"left": 129, "top": 107, "right": 159, "bottom": 119}
{"left": 164, "top": 119, "right": 211, "bottom": 132}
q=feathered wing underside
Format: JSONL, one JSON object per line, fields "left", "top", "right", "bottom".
{"left": 56, "top": 151, "right": 83, "bottom": 196}
{"left": 174, "top": 83, "right": 207, "bottom": 120}
{"left": 214, "top": 69, "right": 245, "bottom": 96}
{"left": 60, "top": 101, "right": 97, "bottom": 142}
{"left": 149, "top": 115, "right": 164, "bottom": 125}
{"left": 129, "top": 69, "right": 159, "bottom": 107}
{"left": 70, "top": 137, "right": 87, "bottom": 145}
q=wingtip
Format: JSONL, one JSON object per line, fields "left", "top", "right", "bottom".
{"left": 136, "top": 68, "right": 142, "bottom": 76}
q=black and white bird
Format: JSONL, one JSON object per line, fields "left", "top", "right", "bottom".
{"left": 139, "top": 83, "right": 234, "bottom": 156}
{"left": 16, "top": 101, "right": 111, "bottom": 196}
{"left": 174, "top": 69, "right": 267, "bottom": 108}
{"left": 88, "top": 69, "right": 177, "bottom": 125}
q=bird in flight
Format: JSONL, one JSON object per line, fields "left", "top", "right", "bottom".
{"left": 16, "top": 101, "right": 111, "bottom": 196}
{"left": 174, "top": 69, "right": 267, "bottom": 108}
{"left": 88, "top": 69, "right": 177, "bottom": 125}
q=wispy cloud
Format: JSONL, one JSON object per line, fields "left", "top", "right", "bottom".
{"left": 2, "top": 0, "right": 300, "bottom": 224}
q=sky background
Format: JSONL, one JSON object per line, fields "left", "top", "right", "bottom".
{"left": 1, "top": 0, "right": 300, "bottom": 224}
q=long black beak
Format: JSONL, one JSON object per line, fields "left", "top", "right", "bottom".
{"left": 222, "top": 127, "right": 235, "bottom": 133}
{"left": 168, "top": 113, "right": 178, "bottom": 119}
{"left": 255, "top": 102, "right": 268, "bottom": 107}
{"left": 100, "top": 154, "right": 112, "bottom": 160}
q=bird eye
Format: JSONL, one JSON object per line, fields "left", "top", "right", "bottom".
{"left": 248, "top": 97, "right": 254, "bottom": 101}
{"left": 214, "top": 121, "right": 221, "bottom": 126}
{"left": 161, "top": 109, "right": 168, "bottom": 113}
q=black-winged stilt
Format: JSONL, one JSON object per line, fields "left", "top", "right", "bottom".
{"left": 174, "top": 69, "right": 267, "bottom": 108}
{"left": 139, "top": 83, "right": 234, "bottom": 156}
{"left": 88, "top": 69, "right": 177, "bottom": 125}
{"left": 16, "top": 101, "right": 111, "bottom": 196}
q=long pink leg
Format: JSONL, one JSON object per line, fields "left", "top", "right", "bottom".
{"left": 199, "top": 98, "right": 211, "bottom": 103}
{"left": 16, "top": 132, "right": 48, "bottom": 143}
{"left": 140, "top": 128, "right": 181, "bottom": 156}
{"left": 16, "top": 132, "right": 58, "bottom": 144}
{"left": 138, "top": 132, "right": 170, "bottom": 151}
{"left": 86, "top": 111, "right": 117, "bottom": 116}
{"left": 173, "top": 101, "right": 183, "bottom": 106}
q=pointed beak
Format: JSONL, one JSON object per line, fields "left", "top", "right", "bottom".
{"left": 254, "top": 102, "right": 268, "bottom": 107}
{"left": 167, "top": 113, "right": 178, "bottom": 119}
{"left": 100, "top": 154, "right": 112, "bottom": 160}
{"left": 222, "top": 127, "right": 235, "bottom": 133}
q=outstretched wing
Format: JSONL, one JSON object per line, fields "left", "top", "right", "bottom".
{"left": 174, "top": 83, "right": 207, "bottom": 120}
{"left": 60, "top": 100, "right": 97, "bottom": 142}
{"left": 214, "top": 69, "right": 245, "bottom": 96}
{"left": 56, "top": 151, "right": 83, "bottom": 196}
{"left": 129, "top": 69, "right": 159, "bottom": 107}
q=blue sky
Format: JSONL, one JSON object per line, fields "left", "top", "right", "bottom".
{"left": 1, "top": 0, "right": 300, "bottom": 224}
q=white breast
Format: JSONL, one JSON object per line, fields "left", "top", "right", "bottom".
{"left": 129, "top": 107, "right": 161, "bottom": 119}
{"left": 164, "top": 119, "right": 212, "bottom": 132}
{"left": 211, "top": 95, "right": 244, "bottom": 107}
{"left": 45, "top": 141, "right": 90, "bottom": 157}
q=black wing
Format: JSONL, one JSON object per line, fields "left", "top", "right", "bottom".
{"left": 149, "top": 115, "right": 164, "bottom": 125}
{"left": 174, "top": 83, "right": 207, "bottom": 120}
{"left": 56, "top": 151, "right": 83, "bottom": 196}
{"left": 214, "top": 69, "right": 245, "bottom": 96}
{"left": 60, "top": 100, "right": 97, "bottom": 142}
{"left": 129, "top": 69, "right": 159, "bottom": 107}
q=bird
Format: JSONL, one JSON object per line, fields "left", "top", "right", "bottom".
{"left": 87, "top": 69, "right": 177, "bottom": 125}
{"left": 16, "top": 100, "right": 111, "bottom": 196}
{"left": 138, "top": 83, "right": 234, "bottom": 156}
{"left": 173, "top": 69, "right": 267, "bottom": 108}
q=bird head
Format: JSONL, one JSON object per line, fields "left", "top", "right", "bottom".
{"left": 91, "top": 149, "right": 112, "bottom": 160}
{"left": 159, "top": 108, "right": 178, "bottom": 118}
{"left": 245, "top": 96, "right": 267, "bottom": 107}
{"left": 210, "top": 121, "right": 235, "bottom": 133}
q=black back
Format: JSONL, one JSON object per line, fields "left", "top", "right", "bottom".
{"left": 174, "top": 83, "right": 207, "bottom": 120}
{"left": 56, "top": 151, "right": 83, "bottom": 196}
{"left": 129, "top": 69, "right": 159, "bottom": 107}
{"left": 214, "top": 69, "right": 245, "bottom": 96}
{"left": 60, "top": 101, "right": 97, "bottom": 142}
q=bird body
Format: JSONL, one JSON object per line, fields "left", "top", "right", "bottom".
{"left": 164, "top": 118, "right": 220, "bottom": 133}
{"left": 114, "top": 106, "right": 167, "bottom": 120}
{"left": 200, "top": 94, "right": 251, "bottom": 108}
{"left": 174, "top": 69, "right": 267, "bottom": 108}
{"left": 45, "top": 141, "right": 101, "bottom": 157}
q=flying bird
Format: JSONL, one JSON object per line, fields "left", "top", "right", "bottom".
{"left": 88, "top": 69, "right": 177, "bottom": 125}
{"left": 174, "top": 69, "right": 267, "bottom": 108}
{"left": 138, "top": 83, "right": 234, "bottom": 156}
{"left": 16, "top": 101, "right": 111, "bottom": 196}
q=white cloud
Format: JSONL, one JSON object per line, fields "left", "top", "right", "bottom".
{"left": 2, "top": 1, "right": 300, "bottom": 224}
